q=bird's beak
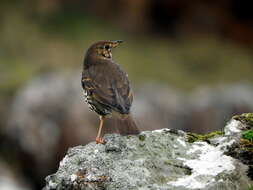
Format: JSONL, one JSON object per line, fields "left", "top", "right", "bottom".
{"left": 111, "top": 40, "right": 123, "bottom": 48}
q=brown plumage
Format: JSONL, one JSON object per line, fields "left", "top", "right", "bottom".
{"left": 81, "top": 40, "right": 139, "bottom": 143}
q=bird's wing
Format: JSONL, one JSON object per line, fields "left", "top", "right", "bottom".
{"left": 82, "top": 61, "right": 133, "bottom": 114}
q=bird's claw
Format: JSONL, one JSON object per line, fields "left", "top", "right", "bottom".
{"left": 96, "top": 137, "right": 105, "bottom": 144}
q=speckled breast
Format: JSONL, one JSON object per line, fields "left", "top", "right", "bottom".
{"left": 82, "top": 90, "right": 111, "bottom": 116}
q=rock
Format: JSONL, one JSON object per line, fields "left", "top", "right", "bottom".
{"left": 4, "top": 72, "right": 185, "bottom": 188}
{"left": 226, "top": 113, "right": 253, "bottom": 180}
{"left": 43, "top": 116, "right": 253, "bottom": 190}
{"left": 5, "top": 72, "right": 253, "bottom": 188}
{"left": 4, "top": 73, "right": 186, "bottom": 178}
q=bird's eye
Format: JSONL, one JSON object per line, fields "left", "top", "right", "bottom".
{"left": 104, "top": 45, "right": 110, "bottom": 50}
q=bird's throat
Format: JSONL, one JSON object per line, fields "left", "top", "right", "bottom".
{"left": 102, "top": 51, "right": 112, "bottom": 59}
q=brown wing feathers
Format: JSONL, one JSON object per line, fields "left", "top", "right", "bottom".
{"left": 82, "top": 61, "right": 132, "bottom": 114}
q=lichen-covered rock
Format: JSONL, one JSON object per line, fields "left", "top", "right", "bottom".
{"left": 226, "top": 113, "right": 253, "bottom": 180}
{"left": 44, "top": 117, "right": 253, "bottom": 190}
{"left": 6, "top": 72, "right": 253, "bottom": 185}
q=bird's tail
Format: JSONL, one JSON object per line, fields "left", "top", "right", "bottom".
{"left": 115, "top": 115, "right": 140, "bottom": 135}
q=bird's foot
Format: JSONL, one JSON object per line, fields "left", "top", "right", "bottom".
{"left": 96, "top": 137, "right": 105, "bottom": 144}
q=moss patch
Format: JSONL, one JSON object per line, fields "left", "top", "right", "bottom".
{"left": 240, "top": 139, "right": 253, "bottom": 153}
{"left": 187, "top": 131, "right": 224, "bottom": 143}
{"left": 138, "top": 134, "right": 146, "bottom": 141}
{"left": 240, "top": 138, "right": 253, "bottom": 180}
{"left": 242, "top": 130, "right": 253, "bottom": 142}
{"left": 233, "top": 113, "right": 253, "bottom": 127}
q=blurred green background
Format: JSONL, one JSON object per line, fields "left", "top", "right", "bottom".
{"left": 1, "top": 0, "right": 253, "bottom": 97}
{"left": 1, "top": 0, "right": 253, "bottom": 189}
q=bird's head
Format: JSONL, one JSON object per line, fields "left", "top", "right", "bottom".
{"left": 87, "top": 40, "right": 123, "bottom": 60}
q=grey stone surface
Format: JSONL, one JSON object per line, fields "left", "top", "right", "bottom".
{"left": 6, "top": 72, "right": 253, "bottom": 179}
{"left": 44, "top": 119, "right": 252, "bottom": 190}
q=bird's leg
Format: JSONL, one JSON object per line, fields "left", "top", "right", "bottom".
{"left": 96, "top": 116, "right": 105, "bottom": 144}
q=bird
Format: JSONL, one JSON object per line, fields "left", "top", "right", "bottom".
{"left": 81, "top": 40, "right": 140, "bottom": 144}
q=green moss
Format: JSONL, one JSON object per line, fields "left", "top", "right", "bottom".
{"left": 242, "top": 130, "right": 253, "bottom": 142}
{"left": 138, "top": 134, "right": 146, "bottom": 141}
{"left": 187, "top": 131, "right": 224, "bottom": 143}
{"left": 246, "top": 185, "right": 253, "bottom": 190}
{"left": 233, "top": 113, "right": 253, "bottom": 154}
{"left": 240, "top": 138, "right": 253, "bottom": 152}
{"left": 233, "top": 113, "right": 253, "bottom": 127}
{"left": 164, "top": 160, "right": 172, "bottom": 165}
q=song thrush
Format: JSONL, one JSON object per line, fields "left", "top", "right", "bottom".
{"left": 81, "top": 40, "right": 140, "bottom": 144}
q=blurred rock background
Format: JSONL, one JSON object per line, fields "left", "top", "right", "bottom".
{"left": 1, "top": 0, "right": 253, "bottom": 189}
